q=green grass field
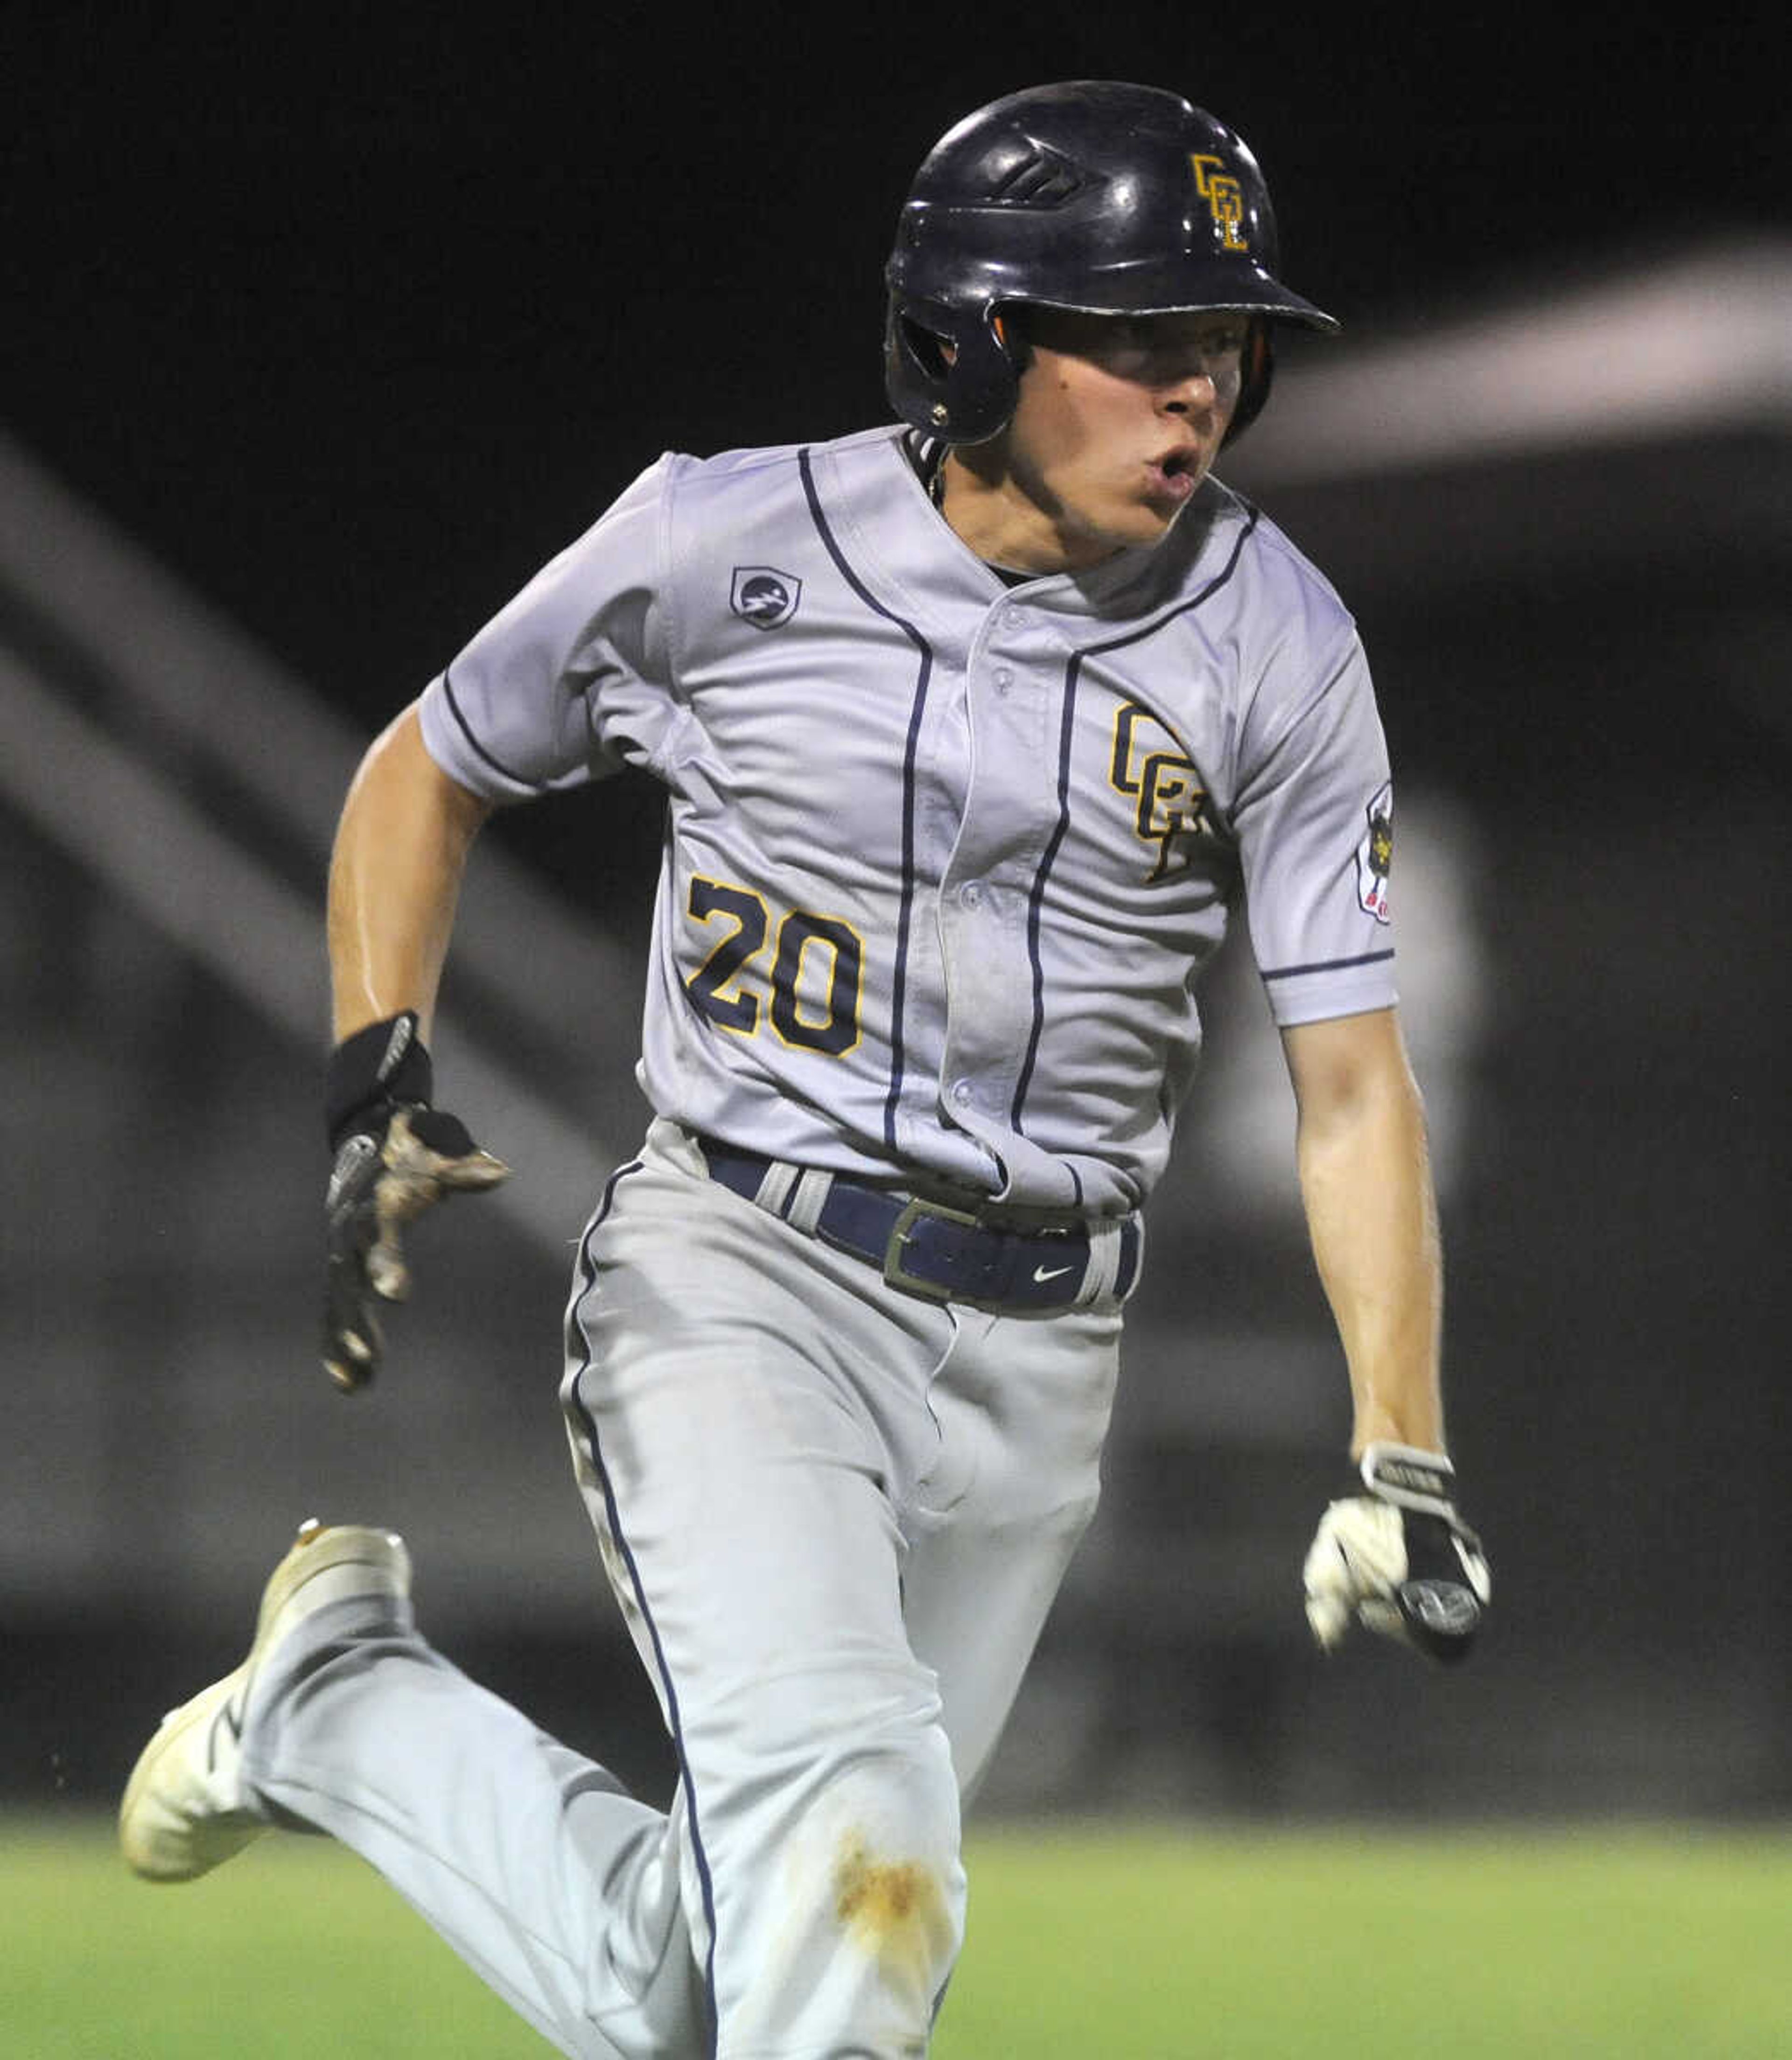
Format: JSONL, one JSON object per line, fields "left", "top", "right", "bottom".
{"left": 7, "top": 1815, "right": 1789, "bottom": 2056}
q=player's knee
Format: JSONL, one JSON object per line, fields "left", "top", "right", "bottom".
{"left": 797, "top": 1740, "right": 966, "bottom": 1990}
{"left": 702, "top": 1735, "right": 966, "bottom": 2042}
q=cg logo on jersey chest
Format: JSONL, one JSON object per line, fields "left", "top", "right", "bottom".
{"left": 731, "top": 566, "right": 803, "bottom": 631}
{"left": 1111, "top": 700, "right": 1216, "bottom": 882}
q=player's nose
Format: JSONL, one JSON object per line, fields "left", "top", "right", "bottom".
{"left": 1159, "top": 350, "right": 1238, "bottom": 419}
{"left": 1161, "top": 364, "right": 1222, "bottom": 415}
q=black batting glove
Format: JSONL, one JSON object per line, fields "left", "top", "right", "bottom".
{"left": 1302, "top": 1442, "right": 1491, "bottom": 1664}
{"left": 322, "top": 1013, "right": 509, "bottom": 1392}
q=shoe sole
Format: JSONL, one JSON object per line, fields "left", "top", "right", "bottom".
{"left": 119, "top": 1519, "right": 410, "bottom": 1883}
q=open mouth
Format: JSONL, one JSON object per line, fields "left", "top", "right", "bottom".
{"left": 1146, "top": 449, "right": 1201, "bottom": 502}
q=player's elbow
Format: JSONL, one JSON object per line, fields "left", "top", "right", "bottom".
{"left": 1282, "top": 1006, "right": 1422, "bottom": 1135}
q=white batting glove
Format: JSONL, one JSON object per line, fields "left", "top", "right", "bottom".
{"left": 1303, "top": 1443, "right": 1491, "bottom": 1664}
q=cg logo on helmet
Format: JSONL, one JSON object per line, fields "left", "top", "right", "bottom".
{"left": 731, "top": 567, "right": 803, "bottom": 631}
{"left": 1190, "top": 154, "right": 1249, "bottom": 252}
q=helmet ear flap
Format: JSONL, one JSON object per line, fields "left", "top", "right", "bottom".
{"left": 896, "top": 311, "right": 952, "bottom": 381}
{"left": 885, "top": 295, "right": 1023, "bottom": 443}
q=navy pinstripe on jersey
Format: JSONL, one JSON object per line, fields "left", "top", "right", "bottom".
{"left": 1012, "top": 504, "right": 1262, "bottom": 1133}
{"left": 796, "top": 445, "right": 934, "bottom": 1159}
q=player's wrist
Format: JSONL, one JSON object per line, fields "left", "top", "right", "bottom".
{"left": 326, "top": 1010, "right": 434, "bottom": 1148}
{"left": 1356, "top": 1440, "right": 1455, "bottom": 1517}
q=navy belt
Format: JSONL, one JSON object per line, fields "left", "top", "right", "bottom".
{"left": 696, "top": 1136, "right": 1140, "bottom": 1313}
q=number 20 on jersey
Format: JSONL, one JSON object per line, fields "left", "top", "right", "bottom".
{"left": 683, "top": 876, "right": 864, "bottom": 1057}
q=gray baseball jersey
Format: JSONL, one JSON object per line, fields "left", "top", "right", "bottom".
{"left": 419, "top": 423, "right": 1397, "bottom": 1214}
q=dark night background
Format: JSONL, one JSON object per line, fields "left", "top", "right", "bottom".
{"left": 4, "top": 1, "right": 1791, "bottom": 1839}
{"left": 7, "top": 4, "right": 1785, "bottom": 732}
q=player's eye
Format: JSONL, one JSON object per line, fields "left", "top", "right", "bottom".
{"left": 1148, "top": 320, "right": 1245, "bottom": 364}
{"left": 1102, "top": 321, "right": 1175, "bottom": 371}
{"left": 1180, "top": 320, "right": 1246, "bottom": 360}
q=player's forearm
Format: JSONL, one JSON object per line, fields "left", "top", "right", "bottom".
{"left": 327, "top": 702, "right": 492, "bottom": 1043}
{"left": 1284, "top": 1013, "right": 1445, "bottom": 1459}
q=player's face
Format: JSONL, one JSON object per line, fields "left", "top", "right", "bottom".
{"left": 952, "top": 309, "right": 1247, "bottom": 572}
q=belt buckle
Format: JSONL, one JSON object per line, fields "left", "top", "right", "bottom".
{"left": 883, "top": 1195, "right": 983, "bottom": 1302}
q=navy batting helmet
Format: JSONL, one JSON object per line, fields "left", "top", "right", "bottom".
{"left": 884, "top": 81, "right": 1338, "bottom": 445}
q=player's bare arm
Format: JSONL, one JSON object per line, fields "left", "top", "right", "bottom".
{"left": 327, "top": 700, "right": 491, "bottom": 1042}
{"left": 320, "top": 700, "right": 506, "bottom": 1390}
{"left": 1282, "top": 1006, "right": 1442, "bottom": 1455}
{"left": 1286, "top": 1006, "right": 1489, "bottom": 1660}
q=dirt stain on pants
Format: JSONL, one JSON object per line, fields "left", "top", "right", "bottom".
{"left": 833, "top": 1830, "right": 955, "bottom": 1998}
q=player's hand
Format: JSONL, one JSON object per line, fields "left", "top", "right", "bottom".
{"left": 322, "top": 1013, "right": 509, "bottom": 1392}
{"left": 1302, "top": 1443, "right": 1490, "bottom": 1664}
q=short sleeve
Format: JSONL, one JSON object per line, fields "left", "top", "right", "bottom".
{"left": 1232, "top": 629, "right": 1400, "bottom": 1026}
{"left": 418, "top": 455, "right": 681, "bottom": 802}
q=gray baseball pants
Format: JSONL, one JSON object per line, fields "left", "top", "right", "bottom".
{"left": 244, "top": 1119, "right": 1125, "bottom": 2059}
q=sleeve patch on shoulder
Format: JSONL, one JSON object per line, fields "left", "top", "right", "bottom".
{"left": 1356, "top": 781, "right": 1393, "bottom": 924}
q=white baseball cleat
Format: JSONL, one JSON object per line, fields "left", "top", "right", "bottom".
{"left": 119, "top": 1518, "right": 411, "bottom": 1882}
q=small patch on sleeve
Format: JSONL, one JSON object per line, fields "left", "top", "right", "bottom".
{"left": 1356, "top": 781, "right": 1393, "bottom": 924}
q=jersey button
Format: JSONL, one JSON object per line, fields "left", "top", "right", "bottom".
{"left": 993, "top": 668, "right": 1015, "bottom": 695}
{"left": 951, "top": 1079, "right": 975, "bottom": 1107}
{"left": 959, "top": 881, "right": 984, "bottom": 909}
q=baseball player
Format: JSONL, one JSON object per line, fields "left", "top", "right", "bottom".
{"left": 120, "top": 82, "right": 1491, "bottom": 2059}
